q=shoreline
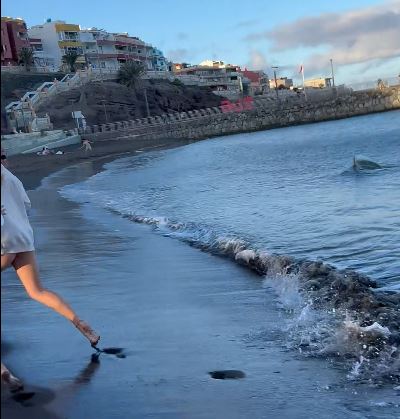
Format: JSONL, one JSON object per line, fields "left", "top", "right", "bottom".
{"left": 8, "top": 108, "right": 400, "bottom": 191}
{"left": 2, "top": 114, "right": 399, "bottom": 417}
{"left": 7, "top": 137, "right": 196, "bottom": 191}
{"left": 4, "top": 154, "right": 398, "bottom": 419}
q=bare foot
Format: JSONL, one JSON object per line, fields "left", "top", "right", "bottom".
{"left": 72, "top": 318, "right": 100, "bottom": 347}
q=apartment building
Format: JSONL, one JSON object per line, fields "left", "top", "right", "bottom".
{"left": 269, "top": 76, "right": 293, "bottom": 89}
{"left": 6, "top": 17, "right": 167, "bottom": 73}
{"left": 304, "top": 77, "right": 332, "bottom": 89}
{"left": 79, "top": 28, "right": 168, "bottom": 72}
{"left": 240, "top": 68, "right": 270, "bottom": 95}
{"left": 151, "top": 47, "right": 168, "bottom": 71}
{"left": 28, "top": 19, "right": 85, "bottom": 71}
{"left": 113, "top": 32, "right": 150, "bottom": 67}
{"left": 79, "top": 28, "right": 119, "bottom": 70}
{"left": 173, "top": 60, "right": 244, "bottom": 98}
{"left": 1, "top": 17, "right": 30, "bottom": 66}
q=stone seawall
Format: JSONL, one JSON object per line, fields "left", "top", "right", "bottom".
{"left": 81, "top": 86, "right": 400, "bottom": 144}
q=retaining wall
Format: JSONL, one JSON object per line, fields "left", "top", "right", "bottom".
{"left": 2, "top": 130, "right": 80, "bottom": 156}
{"left": 80, "top": 86, "right": 399, "bottom": 144}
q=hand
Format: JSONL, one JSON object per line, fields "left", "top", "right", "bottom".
{"left": 1, "top": 205, "right": 6, "bottom": 216}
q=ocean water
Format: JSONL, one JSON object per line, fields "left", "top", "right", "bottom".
{"left": 61, "top": 111, "right": 400, "bottom": 384}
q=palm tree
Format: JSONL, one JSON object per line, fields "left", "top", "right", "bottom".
{"left": 18, "top": 47, "right": 34, "bottom": 71}
{"left": 63, "top": 51, "right": 79, "bottom": 72}
{"left": 118, "top": 60, "right": 146, "bottom": 90}
{"left": 118, "top": 60, "right": 150, "bottom": 117}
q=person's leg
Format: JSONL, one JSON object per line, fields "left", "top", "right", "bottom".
{"left": 13, "top": 251, "right": 76, "bottom": 320}
{"left": 12, "top": 251, "right": 100, "bottom": 345}
{"left": 1, "top": 253, "right": 16, "bottom": 271}
{"left": 2, "top": 255, "right": 25, "bottom": 390}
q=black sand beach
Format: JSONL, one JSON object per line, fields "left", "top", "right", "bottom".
{"left": 7, "top": 137, "right": 196, "bottom": 191}
{"left": 2, "top": 141, "right": 398, "bottom": 418}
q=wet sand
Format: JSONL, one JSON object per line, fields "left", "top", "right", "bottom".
{"left": 7, "top": 137, "right": 196, "bottom": 191}
{"left": 2, "top": 156, "right": 398, "bottom": 418}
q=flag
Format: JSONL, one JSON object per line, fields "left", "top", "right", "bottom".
{"left": 299, "top": 65, "right": 304, "bottom": 74}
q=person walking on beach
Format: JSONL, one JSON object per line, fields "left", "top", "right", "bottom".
{"left": 1, "top": 151, "right": 100, "bottom": 391}
{"left": 80, "top": 137, "right": 93, "bottom": 153}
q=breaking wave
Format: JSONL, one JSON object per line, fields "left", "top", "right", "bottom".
{"left": 68, "top": 197, "right": 399, "bottom": 383}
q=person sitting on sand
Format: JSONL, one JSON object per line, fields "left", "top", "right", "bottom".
{"left": 37, "top": 146, "right": 53, "bottom": 156}
{"left": 80, "top": 138, "right": 93, "bottom": 153}
{"left": 1, "top": 151, "right": 100, "bottom": 391}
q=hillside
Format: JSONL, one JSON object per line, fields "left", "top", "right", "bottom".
{"left": 1, "top": 71, "right": 65, "bottom": 132}
{"left": 36, "top": 79, "right": 223, "bottom": 130}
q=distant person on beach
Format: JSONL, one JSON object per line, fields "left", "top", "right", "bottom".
{"left": 37, "top": 146, "right": 53, "bottom": 156}
{"left": 81, "top": 138, "right": 93, "bottom": 152}
{"left": 1, "top": 151, "right": 100, "bottom": 391}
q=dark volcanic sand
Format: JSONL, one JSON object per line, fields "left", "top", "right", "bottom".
{"left": 7, "top": 137, "right": 195, "bottom": 191}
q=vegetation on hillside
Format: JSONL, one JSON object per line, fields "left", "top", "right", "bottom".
{"left": 118, "top": 61, "right": 146, "bottom": 90}
{"left": 18, "top": 47, "right": 34, "bottom": 71}
{"left": 62, "top": 51, "right": 79, "bottom": 72}
{"left": 36, "top": 79, "right": 222, "bottom": 129}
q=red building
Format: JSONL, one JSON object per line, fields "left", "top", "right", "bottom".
{"left": 240, "top": 68, "right": 270, "bottom": 95}
{"left": 1, "top": 17, "right": 30, "bottom": 66}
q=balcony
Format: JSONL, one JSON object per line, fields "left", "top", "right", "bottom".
{"left": 86, "top": 52, "right": 119, "bottom": 59}
{"left": 59, "top": 40, "right": 83, "bottom": 48}
{"left": 58, "top": 31, "right": 79, "bottom": 42}
{"left": 97, "top": 39, "right": 116, "bottom": 46}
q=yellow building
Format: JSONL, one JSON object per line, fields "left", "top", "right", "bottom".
{"left": 29, "top": 19, "right": 85, "bottom": 71}
{"left": 269, "top": 77, "right": 293, "bottom": 89}
{"left": 304, "top": 78, "right": 332, "bottom": 89}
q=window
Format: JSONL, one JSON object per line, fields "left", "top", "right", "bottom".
{"left": 17, "top": 31, "right": 28, "bottom": 40}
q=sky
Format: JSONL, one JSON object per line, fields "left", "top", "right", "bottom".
{"left": 3, "top": 0, "right": 400, "bottom": 84}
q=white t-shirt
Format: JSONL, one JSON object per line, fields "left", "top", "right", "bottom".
{"left": 1, "top": 165, "right": 35, "bottom": 255}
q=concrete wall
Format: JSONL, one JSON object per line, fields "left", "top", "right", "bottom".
{"left": 81, "top": 86, "right": 399, "bottom": 144}
{"left": 2, "top": 130, "right": 80, "bottom": 155}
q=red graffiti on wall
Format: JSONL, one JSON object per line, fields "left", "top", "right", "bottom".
{"left": 220, "top": 97, "right": 254, "bottom": 113}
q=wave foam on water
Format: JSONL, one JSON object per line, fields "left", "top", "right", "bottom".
{"left": 109, "top": 210, "right": 400, "bottom": 383}
{"left": 60, "top": 185, "right": 399, "bottom": 382}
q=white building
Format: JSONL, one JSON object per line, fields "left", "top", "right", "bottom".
{"left": 28, "top": 20, "right": 168, "bottom": 74}
{"left": 79, "top": 28, "right": 168, "bottom": 72}
{"left": 79, "top": 28, "right": 119, "bottom": 71}
{"left": 173, "top": 60, "right": 244, "bottom": 99}
{"left": 28, "top": 19, "right": 85, "bottom": 71}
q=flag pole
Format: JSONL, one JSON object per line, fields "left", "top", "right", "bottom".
{"left": 301, "top": 65, "right": 307, "bottom": 101}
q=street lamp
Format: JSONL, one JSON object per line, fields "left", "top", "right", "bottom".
{"left": 330, "top": 58, "right": 335, "bottom": 87}
{"left": 271, "top": 66, "right": 279, "bottom": 100}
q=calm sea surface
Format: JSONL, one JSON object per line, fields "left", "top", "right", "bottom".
{"left": 62, "top": 110, "right": 400, "bottom": 290}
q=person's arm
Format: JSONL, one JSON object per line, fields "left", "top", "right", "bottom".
{"left": 15, "top": 179, "right": 32, "bottom": 215}
{"left": 1, "top": 195, "right": 5, "bottom": 227}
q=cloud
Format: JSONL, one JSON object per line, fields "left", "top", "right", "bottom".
{"left": 167, "top": 48, "right": 190, "bottom": 62}
{"left": 244, "top": 1, "right": 400, "bottom": 75}
{"left": 246, "top": 50, "right": 269, "bottom": 70}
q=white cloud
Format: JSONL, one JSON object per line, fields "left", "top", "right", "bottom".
{"left": 246, "top": 50, "right": 269, "bottom": 70}
{"left": 244, "top": 1, "right": 400, "bottom": 76}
